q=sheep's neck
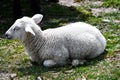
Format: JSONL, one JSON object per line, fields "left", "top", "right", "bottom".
{"left": 23, "top": 32, "right": 45, "bottom": 56}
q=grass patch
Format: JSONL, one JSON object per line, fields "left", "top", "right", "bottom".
{"left": 103, "top": 12, "right": 120, "bottom": 20}
{"left": 103, "top": 0, "right": 120, "bottom": 8}
{"left": 74, "top": 0, "right": 84, "bottom": 2}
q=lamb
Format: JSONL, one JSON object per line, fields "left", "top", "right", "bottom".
{"left": 5, "top": 14, "right": 106, "bottom": 67}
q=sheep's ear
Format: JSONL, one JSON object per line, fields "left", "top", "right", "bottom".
{"left": 32, "top": 14, "right": 43, "bottom": 24}
{"left": 25, "top": 26, "right": 35, "bottom": 36}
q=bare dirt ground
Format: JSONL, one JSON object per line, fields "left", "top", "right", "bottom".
{"left": 59, "top": 0, "right": 120, "bottom": 24}
{"left": 59, "top": 0, "right": 119, "bottom": 16}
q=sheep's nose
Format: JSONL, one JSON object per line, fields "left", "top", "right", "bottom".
{"left": 5, "top": 33, "right": 8, "bottom": 37}
{"left": 5, "top": 33, "right": 12, "bottom": 39}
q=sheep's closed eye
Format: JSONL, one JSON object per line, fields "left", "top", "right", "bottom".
{"left": 13, "top": 27, "right": 20, "bottom": 31}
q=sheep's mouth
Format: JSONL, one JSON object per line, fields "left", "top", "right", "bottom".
{"left": 6, "top": 36, "right": 13, "bottom": 39}
{"left": 5, "top": 34, "right": 13, "bottom": 39}
{"left": 7, "top": 37, "right": 12, "bottom": 39}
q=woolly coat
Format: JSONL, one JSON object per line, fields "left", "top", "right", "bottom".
{"left": 23, "top": 22, "right": 106, "bottom": 65}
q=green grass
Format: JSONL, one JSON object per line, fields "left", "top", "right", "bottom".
{"left": 0, "top": 0, "right": 120, "bottom": 80}
{"left": 103, "top": 0, "right": 120, "bottom": 8}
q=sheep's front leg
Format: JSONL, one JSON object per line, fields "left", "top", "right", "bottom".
{"left": 30, "top": 60, "right": 39, "bottom": 66}
{"left": 29, "top": 56, "right": 42, "bottom": 65}
{"left": 72, "top": 59, "right": 86, "bottom": 66}
{"left": 43, "top": 60, "right": 57, "bottom": 67}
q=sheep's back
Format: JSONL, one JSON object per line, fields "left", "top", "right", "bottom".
{"left": 43, "top": 22, "right": 102, "bottom": 39}
{"left": 42, "top": 22, "right": 106, "bottom": 59}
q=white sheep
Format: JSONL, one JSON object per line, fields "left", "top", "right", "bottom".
{"left": 5, "top": 14, "right": 106, "bottom": 67}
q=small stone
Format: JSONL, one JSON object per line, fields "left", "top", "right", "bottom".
{"left": 37, "top": 76, "right": 42, "bottom": 80}
{"left": 114, "top": 20, "right": 120, "bottom": 24}
{"left": 10, "top": 73, "right": 17, "bottom": 79}
{"left": 102, "top": 19, "right": 111, "bottom": 23}
{"left": 82, "top": 77, "right": 86, "bottom": 80}
{"left": 0, "top": 73, "right": 10, "bottom": 80}
{"left": 64, "top": 69, "right": 73, "bottom": 74}
{"left": 0, "top": 38, "right": 3, "bottom": 40}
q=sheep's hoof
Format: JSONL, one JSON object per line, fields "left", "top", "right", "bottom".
{"left": 30, "top": 60, "right": 39, "bottom": 66}
{"left": 72, "top": 59, "right": 86, "bottom": 66}
{"left": 43, "top": 60, "right": 57, "bottom": 67}
{"left": 72, "top": 59, "right": 79, "bottom": 66}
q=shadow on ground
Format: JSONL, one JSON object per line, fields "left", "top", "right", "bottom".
{"left": 40, "top": 3, "right": 92, "bottom": 30}
{"left": 15, "top": 50, "right": 107, "bottom": 78}
{"left": 0, "top": 1, "right": 92, "bottom": 34}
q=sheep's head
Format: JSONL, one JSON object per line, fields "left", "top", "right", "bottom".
{"left": 5, "top": 14, "right": 43, "bottom": 41}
